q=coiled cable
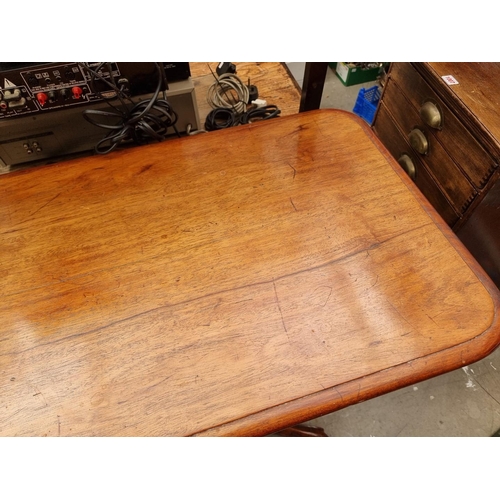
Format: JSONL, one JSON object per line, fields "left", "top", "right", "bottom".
{"left": 204, "top": 107, "right": 238, "bottom": 131}
{"left": 207, "top": 73, "right": 249, "bottom": 115}
{"left": 81, "top": 62, "right": 179, "bottom": 154}
{"left": 238, "top": 105, "right": 281, "bottom": 124}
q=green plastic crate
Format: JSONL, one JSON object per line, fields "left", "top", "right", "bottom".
{"left": 331, "top": 62, "right": 386, "bottom": 87}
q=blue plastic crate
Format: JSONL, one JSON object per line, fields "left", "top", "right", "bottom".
{"left": 352, "top": 85, "right": 381, "bottom": 125}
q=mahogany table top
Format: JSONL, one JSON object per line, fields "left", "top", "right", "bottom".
{"left": 1, "top": 109, "right": 499, "bottom": 436}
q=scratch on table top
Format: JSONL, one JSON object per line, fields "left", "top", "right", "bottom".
{"left": 31, "top": 384, "right": 49, "bottom": 408}
{"left": 426, "top": 314, "right": 439, "bottom": 327}
{"left": 287, "top": 162, "right": 297, "bottom": 180}
{"left": 26, "top": 192, "right": 62, "bottom": 221}
{"left": 313, "top": 285, "right": 332, "bottom": 307}
{"left": 273, "top": 279, "right": 288, "bottom": 334}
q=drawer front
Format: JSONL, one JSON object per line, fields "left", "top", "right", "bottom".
{"left": 381, "top": 78, "right": 476, "bottom": 214}
{"left": 373, "top": 102, "right": 459, "bottom": 227}
{"left": 390, "top": 63, "right": 496, "bottom": 188}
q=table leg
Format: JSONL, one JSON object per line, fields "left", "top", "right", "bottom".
{"left": 299, "top": 63, "right": 329, "bottom": 112}
{"left": 273, "top": 425, "right": 328, "bottom": 437}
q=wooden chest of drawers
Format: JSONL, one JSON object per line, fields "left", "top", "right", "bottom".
{"left": 372, "top": 62, "right": 500, "bottom": 288}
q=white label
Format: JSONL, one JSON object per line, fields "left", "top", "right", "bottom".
{"left": 336, "top": 62, "right": 349, "bottom": 82}
{"left": 441, "top": 74, "right": 459, "bottom": 85}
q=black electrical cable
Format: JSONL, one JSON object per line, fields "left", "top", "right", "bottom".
{"left": 204, "top": 104, "right": 281, "bottom": 131}
{"left": 204, "top": 107, "right": 238, "bottom": 131}
{"left": 81, "top": 62, "right": 179, "bottom": 154}
{"left": 80, "top": 63, "right": 130, "bottom": 107}
{"left": 203, "top": 63, "right": 281, "bottom": 132}
{"left": 238, "top": 105, "right": 281, "bottom": 125}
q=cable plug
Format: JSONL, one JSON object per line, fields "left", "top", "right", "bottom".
{"left": 247, "top": 78, "right": 259, "bottom": 103}
{"left": 216, "top": 62, "right": 237, "bottom": 76}
{"left": 251, "top": 99, "right": 267, "bottom": 108}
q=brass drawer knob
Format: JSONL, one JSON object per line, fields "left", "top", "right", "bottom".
{"left": 398, "top": 154, "right": 416, "bottom": 180}
{"left": 420, "top": 101, "right": 442, "bottom": 129}
{"left": 409, "top": 128, "right": 429, "bottom": 154}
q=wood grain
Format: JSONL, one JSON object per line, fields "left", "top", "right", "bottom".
{"left": 1, "top": 109, "right": 499, "bottom": 436}
{"left": 423, "top": 63, "right": 500, "bottom": 159}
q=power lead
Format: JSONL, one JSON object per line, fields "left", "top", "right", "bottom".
{"left": 204, "top": 107, "right": 238, "bottom": 131}
{"left": 239, "top": 104, "right": 281, "bottom": 125}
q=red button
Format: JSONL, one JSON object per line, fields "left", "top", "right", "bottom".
{"left": 36, "top": 92, "right": 48, "bottom": 106}
{"left": 72, "top": 87, "right": 83, "bottom": 99}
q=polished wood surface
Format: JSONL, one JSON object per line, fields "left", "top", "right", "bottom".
{"left": 1, "top": 110, "right": 500, "bottom": 436}
{"left": 423, "top": 63, "right": 500, "bottom": 155}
